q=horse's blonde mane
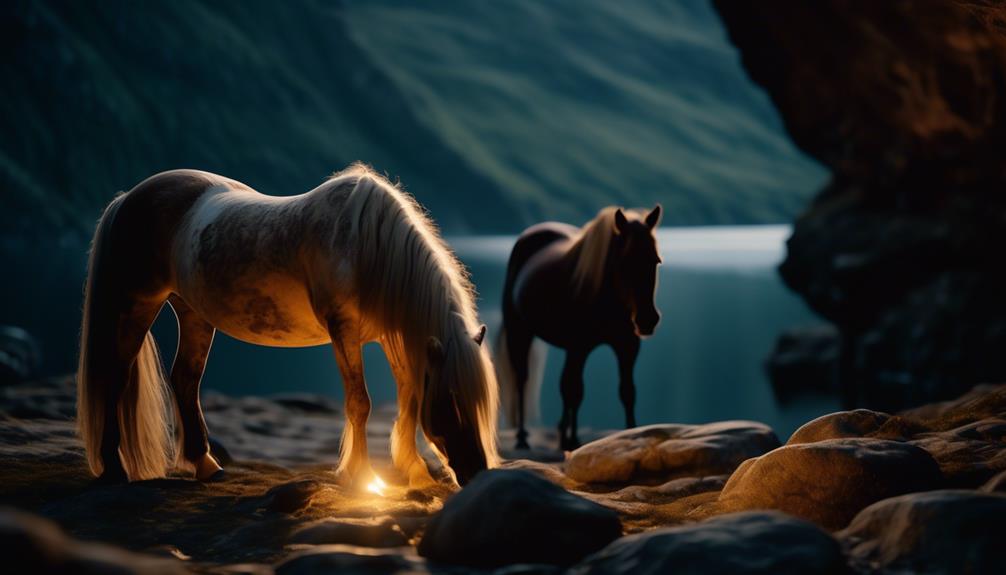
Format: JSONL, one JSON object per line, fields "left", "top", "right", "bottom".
{"left": 332, "top": 164, "right": 499, "bottom": 468}
{"left": 570, "top": 206, "right": 648, "bottom": 300}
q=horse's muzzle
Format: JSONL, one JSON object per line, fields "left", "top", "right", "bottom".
{"left": 635, "top": 310, "right": 661, "bottom": 337}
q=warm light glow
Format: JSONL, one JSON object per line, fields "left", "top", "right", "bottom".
{"left": 367, "top": 475, "right": 387, "bottom": 496}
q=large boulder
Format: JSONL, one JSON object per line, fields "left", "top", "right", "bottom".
{"left": 417, "top": 469, "right": 621, "bottom": 567}
{"left": 569, "top": 511, "right": 844, "bottom": 575}
{"left": 565, "top": 422, "right": 780, "bottom": 485}
{"left": 840, "top": 490, "right": 1006, "bottom": 574}
{"left": 713, "top": 0, "right": 1006, "bottom": 409}
{"left": 718, "top": 438, "right": 942, "bottom": 529}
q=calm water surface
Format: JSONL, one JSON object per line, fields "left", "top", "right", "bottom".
{"left": 151, "top": 225, "right": 837, "bottom": 439}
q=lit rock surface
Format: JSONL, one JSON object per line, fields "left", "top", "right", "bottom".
{"left": 570, "top": 511, "right": 844, "bottom": 575}
{"left": 718, "top": 438, "right": 943, "bottom": 529}
{"left": 418, "top": 469, "right": 622, "bottom": 567}
{"left": 565, "top": 421, "right": 780, "bottom": 484}
{"left": 786, "top": 409, "right": 919, "bottom": 445}
{"left": 839, "top": 490, "right": 1006, "bottom": 574}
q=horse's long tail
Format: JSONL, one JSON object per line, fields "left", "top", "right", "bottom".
{"left": 496, "top": 324, "right": 546, "bottom": 427}
{"left": 496, "top": 243, "right": 547, "bottom": 428}
{"left": 77, "top": 194, "right": 172, "bottom": 480}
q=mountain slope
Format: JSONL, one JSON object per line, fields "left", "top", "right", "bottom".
{"left": 1, "top": 0, "right": 825, "bottom": 236}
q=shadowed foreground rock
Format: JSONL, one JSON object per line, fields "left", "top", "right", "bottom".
{"left": 718, "top": 438, "right": 943, "bottom": 529}
{"left": 570, "top": 511, "right": 844, "bottom": 575}
{"left": 565, "top": 421, "right": 780, "bottom": 484}
{"left": 0, "top": 507, "right": 186, "bottom": 574}
{"left": 418, "top": 469, "right": 622, "bottom": 567}
{"left": 840, "top": 490, "right": 1006, "bottom": 574}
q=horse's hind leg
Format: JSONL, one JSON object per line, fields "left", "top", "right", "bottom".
{"left": 557, "top": 349, "right": 588, "bottom": 451}
{"left": 506, "top": 325, "right": 535, "bottom": 449}
{"left": 329, "top": 320, "right": 375, "bottom": 488}
{"left": 167, "top": 295, "right": 221, "bottom": 481}
{"left": 96, "top": 298, "right": 166, "bottom": 482}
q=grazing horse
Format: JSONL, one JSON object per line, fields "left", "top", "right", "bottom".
{"left": 497, "top": 206, "right": 662, "bottom": 450}
{"left": 76, "top": 164, "right": 498, "bottom": 488}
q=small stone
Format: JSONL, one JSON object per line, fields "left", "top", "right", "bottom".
{"left": 289, "top": 518, "right": 408, "bottom": 547}
{"left": 266, "top": 480, "right": 322, "bottom": 513}
{"left": 276, "top": 545, "right": 426, "bottom": 575}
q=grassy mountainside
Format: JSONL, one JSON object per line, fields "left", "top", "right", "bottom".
{"left": 2, "top": 0, "right": 824, "bottom": 236}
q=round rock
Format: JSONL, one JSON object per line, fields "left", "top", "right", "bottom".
{"left": 718, "top": 438, "right": 943, "bottom": 529}
{"left": 840, "top": 490, "right": 1006, "bottom": 573}
{"left": 417, "top": 469, "right": 622, "bottom": 567}
{"left": 566, "top": 421, "right": 780, "bottom": 485}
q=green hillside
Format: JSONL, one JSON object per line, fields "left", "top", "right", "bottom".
{"left": 1, "top": 0, "right": 826, "bottom": 236}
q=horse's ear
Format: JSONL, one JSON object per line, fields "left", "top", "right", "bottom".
{"left": 473, "top": 324, "right": 487, "bottom": 346}
{"left": 427, "top": 336, "right": 445, "bottom": 367}
{"left": 614, "top": 208, "right": 628, "bottom": 235}
{"left": 645, "top": 204, "right": 662, "bottom": 230}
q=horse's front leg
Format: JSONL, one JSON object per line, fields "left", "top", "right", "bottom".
{"left": 330, "top": 321, "right": 375, "bottom": 489}
{"left": 387, "top": 353, "right": 436, "bottom": 488}
{"left": 614, "top": 336, "right": 640, "bottom": 429}
{"left": 558, "top": 349, "right": 588, "bottom": 451}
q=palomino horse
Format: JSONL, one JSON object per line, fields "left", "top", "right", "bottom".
{"left": 77, "top": 164, "right": 498, "bottom": 487}
{"left": 497, "top": 206, "right": 662, "bottom": 450}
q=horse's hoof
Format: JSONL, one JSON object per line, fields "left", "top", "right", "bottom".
{"left": 194, "top": 453, "right": 223, "bottom": 481}
{"left": 515, "top": 439, "right": 530, "bottom": 450}
{"left": 202, "top": 469, "right": 227, "bottom": 483}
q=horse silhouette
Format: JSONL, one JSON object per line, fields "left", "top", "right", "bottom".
{"left": 497, "top": 206, "right": 662, "bottom": 450}
{"left": 76, "top": 164, "right": 498, "bottom": 488}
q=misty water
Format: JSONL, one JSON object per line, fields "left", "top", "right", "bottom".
{"left": 147, "top": 225, "right": 837, "bottom": 439}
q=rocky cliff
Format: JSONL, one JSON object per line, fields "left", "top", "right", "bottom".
{"left": 714, "top": 0, "right": 1006, "bottom": 409}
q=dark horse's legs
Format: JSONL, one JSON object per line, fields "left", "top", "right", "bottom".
{"left": 506, "top": 323, "right": 534, "bottom": 449}
{"left": 167, "top": 295, "right": 221, "bottom": 480}
{"left": 613, "top": 336, "right": 640, "bottom": 428}
{"left": 558, "top": 348, "right": 589, "bottom": 451}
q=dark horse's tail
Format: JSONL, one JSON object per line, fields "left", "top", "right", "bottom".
{"left": 77, "top": 193, "right": 172, "bottom": 481}
{"left": 496, "top": 235, "right": 549, "bottom": 432}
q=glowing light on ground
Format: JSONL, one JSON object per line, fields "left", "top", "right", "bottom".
{"left": 367, "top": 475, "right": 387, "bottom": 496}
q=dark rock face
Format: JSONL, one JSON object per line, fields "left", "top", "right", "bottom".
{"left": 417, "top": 469, "right": 622, "bottom": 567}
{"left": 840, "top": 490, "right": 1006, "bottom": 574}
{"left": 565, "top": 422, "right": 780, "bottom": 484}
{"left": 570, "top": 511, "right": 844, "bottom": 575}
{"left": 713, "top": 0, "right": 1006, "bottom": 410}
{"left": 765, "top": 324, "right": 840, "bottom": 404}
{"left": 718, "top": 438, "right": 943, "bottom": 530}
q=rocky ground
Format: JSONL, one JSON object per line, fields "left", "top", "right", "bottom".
{"left": 1, "top": 377, "right": 1004, "bottom": 573}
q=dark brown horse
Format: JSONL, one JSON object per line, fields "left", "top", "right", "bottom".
{"left": 497, "top": 206, "right": 662, "bottom": 450}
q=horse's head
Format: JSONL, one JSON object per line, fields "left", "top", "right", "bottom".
{"left": 420, "top": 323, "right": 498, "bottom": 485}
{"left": 612, "top": 205, "right": 663, "bottom": 337}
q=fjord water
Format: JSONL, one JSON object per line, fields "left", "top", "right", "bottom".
{"left": 183, "top": 226, "right": 836, "bottom": 439}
